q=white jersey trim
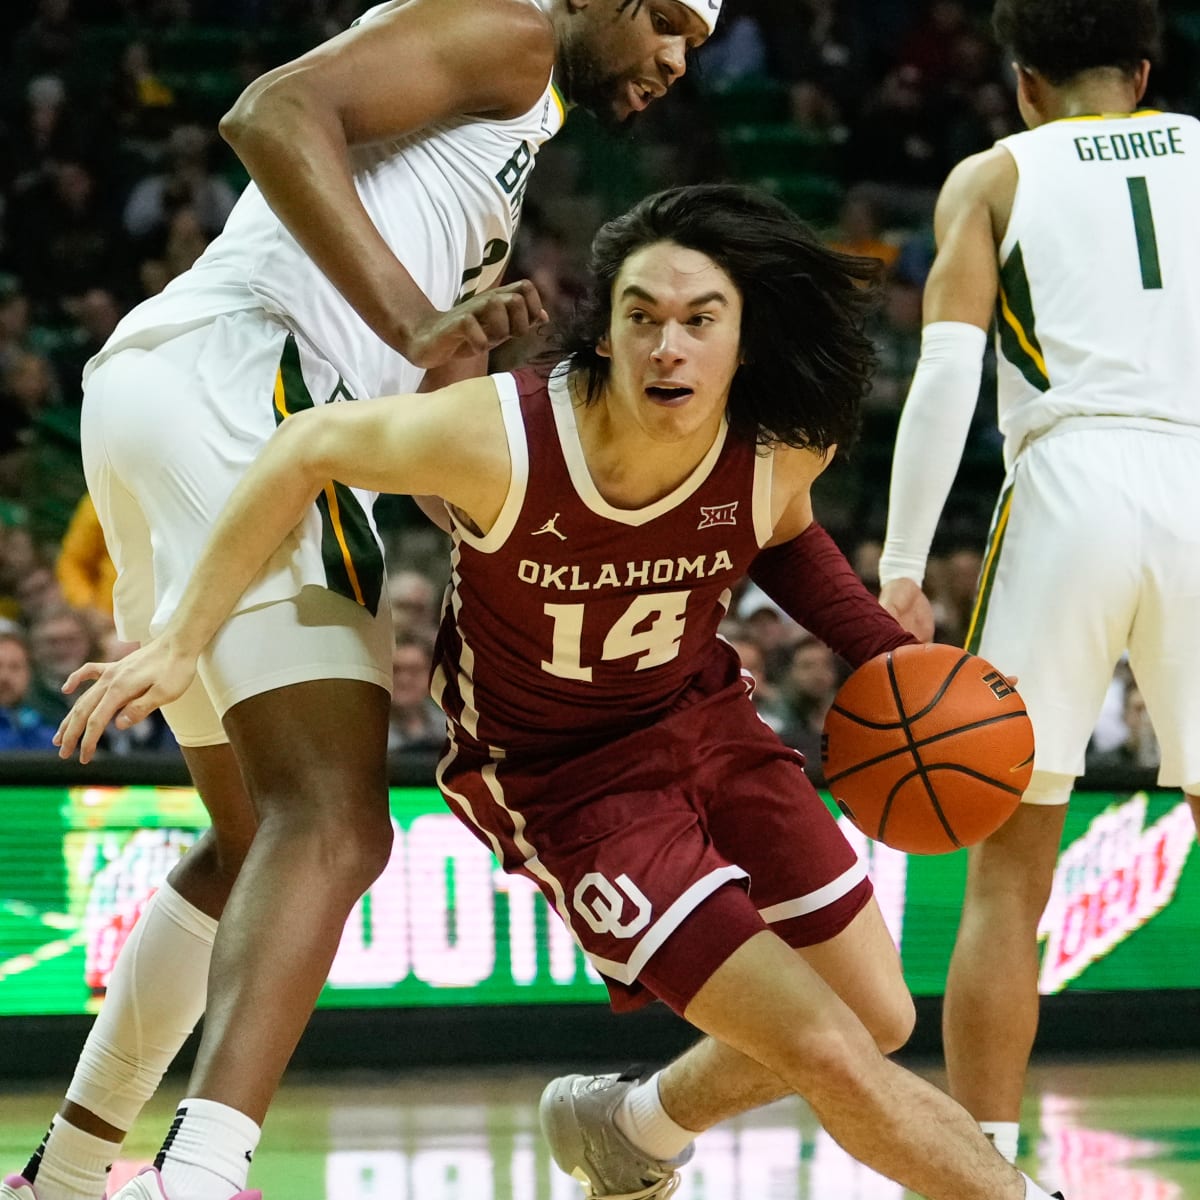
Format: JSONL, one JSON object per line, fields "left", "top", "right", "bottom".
{"left": 751, "top": 447, "right": 775, "bottom": 548}
{"left": 584, "top": 864, "right": 750, "bottom": 986}
{"left": 448, "top": 373, "right": 529, "bottom": 554}
{"left": 547, "top": 364, "right": 730, "bottom": 527}
{"left": 757, "top": 857, "right": 868, "bottom": 924}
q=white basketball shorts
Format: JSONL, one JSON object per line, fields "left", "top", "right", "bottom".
{"left": 81, "top": 310, "right": 393, "bottom": 746}
{"left": 966, "top": 418, "right": 1200, "bottom": 794}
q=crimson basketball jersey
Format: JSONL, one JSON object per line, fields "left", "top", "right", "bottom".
{"left": 432, "top": 364, "right": 776, "bottom": 754}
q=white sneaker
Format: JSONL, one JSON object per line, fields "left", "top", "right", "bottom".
{"left": 539, "top": 1072, "right": 692, "bottom": 1199}
{"left": 110, "top": 1167, "right": 261, "bottom": 1200}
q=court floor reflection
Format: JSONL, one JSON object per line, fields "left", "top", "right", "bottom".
{"left": 3, "top": 1056, "right": 1197, "bottom": 1199}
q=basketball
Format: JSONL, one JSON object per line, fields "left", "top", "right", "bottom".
{"left": 821, "top": 643, "right": 1035, "bottom": 854}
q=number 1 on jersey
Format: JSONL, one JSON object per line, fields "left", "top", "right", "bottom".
{"left": 542, "top": 593, "right": 689, "bottom": 681}
{"left": 1127, "top": 176, "right": 1163, "bottom": 290}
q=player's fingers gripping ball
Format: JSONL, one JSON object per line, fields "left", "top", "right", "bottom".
{"left": 821, "top": 643, "right": 1035, "bottom": 854}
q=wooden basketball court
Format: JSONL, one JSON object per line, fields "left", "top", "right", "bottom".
{"left": 4, "top": 1055, "right": 1197, "bottom": 1198}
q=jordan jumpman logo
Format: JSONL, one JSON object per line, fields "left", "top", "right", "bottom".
{"left": 532, "top": 514, "right": 567, "bottom": 541}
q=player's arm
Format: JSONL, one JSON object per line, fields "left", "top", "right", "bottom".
{"left": 745, "top": 446, "right": 917, "bottom": 669}
{"left": 55, "top": 380, "right": 510, "bottom": 761}
{"left": 218, "top": 0, "right": 553, "bottom": 366}
{"left": 878, "top": 147, "right": 1016, "bottom": 641}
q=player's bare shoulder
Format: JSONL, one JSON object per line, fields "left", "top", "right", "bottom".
{"left": 764, "top": 443, "right": 833, "bottom": 543}
{"left": 937, "top": 145, "right": 1019, "bottom": 243}
{"left": 381, "top": 0, "right": 556, "bottom": 118}
{"left": 236, "top": 0, "right": 556, "bottom": 144}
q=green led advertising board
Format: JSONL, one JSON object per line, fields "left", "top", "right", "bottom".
{"left": 0, "top": 785, "right": 1196, "bottom": 1017}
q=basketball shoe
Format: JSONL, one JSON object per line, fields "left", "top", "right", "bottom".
{"left": 110, "top": 1168, "right": 260, "bottom": 1200}
{"left": 539, "top": 1071, "right": 693, "bottom": 1199}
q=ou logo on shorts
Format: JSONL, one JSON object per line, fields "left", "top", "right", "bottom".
{"left": 573, "top": 873, "right": 653, "bottom": 939}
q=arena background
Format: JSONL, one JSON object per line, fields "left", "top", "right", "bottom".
{"left": 1, "top": 0, "right": 1199, "bottom": 1079}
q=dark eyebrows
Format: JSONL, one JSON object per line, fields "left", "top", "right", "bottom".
{"left": 619, "top": 284, "right": 730, "bottom": 307}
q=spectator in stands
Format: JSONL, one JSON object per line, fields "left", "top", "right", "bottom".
{"left": 386, "top": 567, "right": 440, "bottom": 641}
{"left": 899, "top": 0, "right": 972, "bottom": 89}
{"left": 719, "top": 617, "right": 790, "bottom": 736}
{"left": 0, "top": 628, "right": 60, "bottom": 750}
{"left": 123, "top": 124, "right": 237, "bottom": 244}
{"left": 14, "top": 560, "right": 67, "bottom": 626}
{"left": 0, "top": 277, "right": 35, "bottom": 377}
{"left": 7, "top": 74, "right": 81, "bottom": 195}
{"left": 828, "top": 191, "right": 901, "bottom": 272}
{"left": 923, "top": 544, "right": 984, "bottom": 646}
{"left": 56, "top": 492, "right": 116, "bottom": 620}
{"left": 109, "top": 39, "right": 177, "bottom": 146}
{"left": 25, "top": 603, "right": 97, "bottom": 725}
{"left": 696, "top": 10, "right": 768, "bottom": 90}
{"left": 848, "top": 63, "right": 946, "bottom": 202}
{"left": 776, "top": 634, "right": 841, "bottom": 767}
{"left": 865, "top": 261, "right": 923, "bottom": 410}
{"left": 736, "top": 580, "right": 801, "bottom": 659}
{"left": 10, "top": 0, "right": 80, "bottom": 85}
{"left": 50, "top": 287, "right": 125, "bottom": 403}
{"left": 387, "top": 631, "right": 444, "bottom": 755}
{"left": 0, "top": 349, "right": 60, "bottom": 495}
{"left": 7, "top": 159, "right": 120, "bottom": 313}
{"left": 1086, "top": 684, "right": 1161, "bottom": 775}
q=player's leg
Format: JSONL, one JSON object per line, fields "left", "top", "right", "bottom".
{"left": 945, "top": 431, "right": 1136, "bottom": 1158}
{"left": 656, "top": 892, "right": 914, "bottom": 1134}
{"left": 8, "top": 395, "right": 260, "bottom": 1200}
{"left": 942, "top": 789, "right": 1069, "bottom": 1136}
{"left": 685, "top": 928, "right": 1054, "bottom": 1200}
{"left": 538, "top": 698, "right": 924, "bottom": 1192}
{"left": 185, "top": 678, "right": 390, "bottom": 1117}
{"left": 138, "top": 589, "right": 393, "bottom": 1200}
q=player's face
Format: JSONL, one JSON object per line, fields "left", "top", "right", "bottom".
{"left": 598, "top": 240, "right": 743, "bottom": 444}
{"left": 561, "top": 0, "right": 709, "bottom": 128}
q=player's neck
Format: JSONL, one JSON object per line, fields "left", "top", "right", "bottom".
{"left": 573, "top": 384, "right": 725, "bottom": 511}
{"left": 1040, "top": 76, "right": 1143, "bottom": 124}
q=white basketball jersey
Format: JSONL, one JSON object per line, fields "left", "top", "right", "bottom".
{"left": 87, "top": 0, "right": 565, "bottom": 400}
{"left": 994, "top": 111, "right": 1200, "bottom": 464}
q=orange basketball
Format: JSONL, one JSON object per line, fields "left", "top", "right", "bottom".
{"left": 821, "top": 643, "right": 1035, "bottom": 855}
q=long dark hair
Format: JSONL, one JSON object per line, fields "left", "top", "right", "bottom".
{"left": 993, "top": 0, "right": 1161, "bottom": 83}
{"left": 556, "top": 184, "right": 879, "bottom": 453}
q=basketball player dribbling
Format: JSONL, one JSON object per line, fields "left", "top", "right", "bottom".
{"left": 2, "top": 4, "right": 720, "bottom": 1200}
{"left": 56, "top": 185, "right": 1065, "bottom": 1200}
{"left": 877, "top": 0, "right": 1200, "bottom": 1170}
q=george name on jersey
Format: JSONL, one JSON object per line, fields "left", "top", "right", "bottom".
{"left": 1073, "top": 126, "right": 1184, "bottom": 164}
{"left": 518, "top": 551, "right": 734, "bottom": 591}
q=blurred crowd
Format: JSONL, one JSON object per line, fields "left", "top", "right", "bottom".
{"left": 1, "top": 0, "right": 1193, "bottom": 766}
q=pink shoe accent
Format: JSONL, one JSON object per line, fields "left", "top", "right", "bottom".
{"left": 127, "top": 1167, "right": 261, "bottom": 1200}
{"left": 2, "top": 1176, "right": 36, "bottom": 1193}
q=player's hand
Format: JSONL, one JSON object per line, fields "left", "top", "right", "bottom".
{"left": 54, "top": 639, "right": 199, "bottom": 764}
{"left": 401, "top": 280, "right": 548, "bottom": 368}
{"left": 879, "top": 578, "right": 936, "bottom": 644}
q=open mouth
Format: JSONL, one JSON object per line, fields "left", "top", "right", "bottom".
{"left": 645, "top": 384, "right": 694, "bottom": 405}
{"left": 625, "top": 80, "right": 654, "bottom": 113}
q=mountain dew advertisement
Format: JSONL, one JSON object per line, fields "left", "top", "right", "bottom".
{"left": 0, "top": 785, "right": 1196, "bottom": 1017}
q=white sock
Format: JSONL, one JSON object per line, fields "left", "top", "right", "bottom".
{"left": 66, "top": 882, "right": 218, "bottom": 1130}
{"left": 980, "top": 1120, "right": 1020, "bottom": 1164}
{"left": 156, "top": 1099, "right": 260, "bottom": 1200}
{"left": 23, "top": 1117, "right": 118, "bottom": 1200}
{"left": 1021, "top": 1172, "right": 1059, "bottom": 1199}
{"left": 614, "top": 1073, "right": 697, "bottom": 1161}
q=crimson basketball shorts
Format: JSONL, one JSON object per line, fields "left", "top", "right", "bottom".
{"left": 437, "top": 679, "right": 872, "bottom": 1015}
